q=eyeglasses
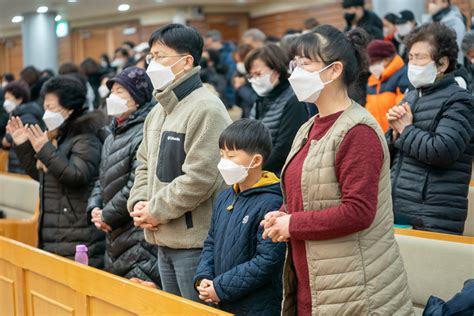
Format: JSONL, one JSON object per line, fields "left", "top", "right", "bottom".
{"left": 289, "top": 57, "right": 312, "bottom": 73}
{"left": 145, "top": 53, "right": 187, "bottom": 64}
{"left": 246, "top": 70, "right": 273, "bottom": 81}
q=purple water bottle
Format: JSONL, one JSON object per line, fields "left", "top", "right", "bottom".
{"left": 75, "top": 244, "right": 89, "bottom": 265}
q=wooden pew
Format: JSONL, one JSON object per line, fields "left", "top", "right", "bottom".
{"left": 395, "top": 228, "right": 474, "bottom": 315}
{"left": 0, "top": 236, "right": 232, "bottom": 316}
{"left": 0, "top": 172, "right": 39, "bottom": 246}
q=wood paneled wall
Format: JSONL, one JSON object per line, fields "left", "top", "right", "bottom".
{"left": 249, "top": 2, "right": 345, "bottom": 36}
{"left": 1, "top": 1, "right": 473, "bottom": 78}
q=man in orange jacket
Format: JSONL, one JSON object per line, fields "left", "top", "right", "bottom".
{"left": 366, "top": 40, "right": 409, "bottom": 132}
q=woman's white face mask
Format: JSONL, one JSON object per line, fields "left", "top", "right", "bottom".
{"left": 249, "top": 71, "right": 277, "bottom": 96}
{"left": 106, "top": 93, "right": 129, "bottom": 117}
{"left": 42, "top": 110, "right": 66, "bottom": 131}
{"left": 408, "top": 61, "right": 439, "bottom": 88}
{"left": 288, "top": 62, "right": 337, "bottom": 103}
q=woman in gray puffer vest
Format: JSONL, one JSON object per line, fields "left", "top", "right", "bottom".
{"left": 88, "top": 67, "right": 159, "bottom": 283}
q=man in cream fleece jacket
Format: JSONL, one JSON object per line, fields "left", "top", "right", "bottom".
{"left": 128, "top": 24, "right": 232, "bottom": 301}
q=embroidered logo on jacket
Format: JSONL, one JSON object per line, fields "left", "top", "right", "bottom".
{"left": 242, "top": 215, "right": 249, "bottom": 224}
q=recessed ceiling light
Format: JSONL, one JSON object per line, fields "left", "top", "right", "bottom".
{"left": 12, "top": 16, "right": 24, "bottom": 23}
{"left": 55, "top": 15, "right": 62, "bottom": 21}
{"left": 68, "top": 0, "right": 78, "bottom": 2}
{"left": 37, "top": 6, "right": 48, "bottom": 13}
{"left": 118, "top": 4, "right": 130, "bottom": 12}
{"left": 155, "top": 0, "right": 165, "bottom": 3}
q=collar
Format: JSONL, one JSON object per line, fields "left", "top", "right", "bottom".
{"left": 432, "top": 7, "right": 452, "bottom": 22}
{"left": 233, "top": 171, "right": 280, "bottom": 193}
{"left": 153, "top": 67, "right": 203, "bottom": 115}
{"left": 256, "top": 78, "right": 290, "bottom": 101}
{"left": 418, "top": 73, "right": 456, "bottom": 96}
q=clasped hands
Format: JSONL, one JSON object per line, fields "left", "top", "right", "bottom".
{"left": 130, "top": 201, "right": 159, "bottom": 231}
{"left": 260, "top": 211, "right": 291, "bottom": 243}
{"left": 386, "top": 102, "right": 413, "bottom": 140}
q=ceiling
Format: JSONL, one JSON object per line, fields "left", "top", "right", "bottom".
{"left": 0, "top": 0, "right": 281, "bottom": 34}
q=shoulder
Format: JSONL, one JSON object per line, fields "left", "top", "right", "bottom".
{"left": 68, "top": 111, "right": 106, "bottom": 137}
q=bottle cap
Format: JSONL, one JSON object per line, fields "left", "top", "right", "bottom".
{"left": 76, "top": 244, "right": 88, "bottom": 252}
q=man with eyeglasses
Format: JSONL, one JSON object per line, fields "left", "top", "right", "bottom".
{"left": 128, "top": 23, "right": 232, "bottom": 301}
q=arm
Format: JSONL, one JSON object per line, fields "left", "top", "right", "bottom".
{"left": 13, "top": 141, "right": 40, "bottom": 180}
{"left": 101, "top": 137, "right": 142, "bottom": 229}
{"left": 289, "top": 125, "right": 383, "bottom": 241}
{"left": 87, "top": 179, "right": 104, "bottom": 212}
{"left": 127, "top": 114, "right": 152, "bottom": 212}
{"left": 36, "top": 134, "right": 102, "bottom": 187}
{"left": 193, "top": 202, "right": 219, "bottom": 287}
{"left": 394, "top": 97, "right": 474, "bottom": 168}
{"left": 264, "top": 97, "right": 309, "bottom": 173}
{"left": 148, "top": 105, "right": 230, "bottom": 223}
{"left": 213, "top": 201, "right": 286, "bottom": 302}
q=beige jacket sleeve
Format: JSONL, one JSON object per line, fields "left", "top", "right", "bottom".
{"left": 149, "top": 103, "right": 230, "bottom": 223}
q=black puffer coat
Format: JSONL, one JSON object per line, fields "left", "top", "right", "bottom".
{"left": 15, "top": 110, "right": 106, "bottom": 267}
{"left": 87, "top": 101, "right": 159, "bottom": 283}
{"left": 387, "top": 75, "right": 474, "bottom": 234}
{"left": 250, "top": 79, "right": 309, "bottom": 174}
{"left": 4, "top": 102, "right": 44, "bottom": 174}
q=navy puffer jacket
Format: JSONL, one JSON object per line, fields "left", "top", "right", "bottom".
{"left": 194, "top": 179, "right": 285, "bottom": 316}
{"left": 387, "top": 75, "right": 474, "bottom": 234}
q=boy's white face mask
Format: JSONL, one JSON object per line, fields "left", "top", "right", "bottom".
{"left": 217, "top": 157, "right": 255, "bottom": 185}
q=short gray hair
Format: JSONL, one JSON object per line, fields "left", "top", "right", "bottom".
{"left": 242, "top": 28, "right": 267, "bottom": 42}
{"left": 205, "top": 30, "right": 222, "bottom": 42}
{"left": 461, "top": 32, "right": 474, "bottom": 53}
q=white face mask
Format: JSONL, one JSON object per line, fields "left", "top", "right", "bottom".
{"left": 236, "top": 62, "right": 247, "bottom": 75}
{"left": 3, "top": 99, "right": 16, "bottom": 113}
{"left": 217, "top": 157, "right": 255, "bottom": 185}
{"left": 396, "top": 23, "right": 412, "bottom": 37}
{"left": 146, "top": 57, "right": 186, "bottom": 91}
{"left": 106, "top": 93, "right": 129, "bottom": 117}
{"left": 408, "top": 61, "right": 438, "bottom": 88}
{"left": 1, "top": 81, "right": 7, "bottom": 89}
{"left": 43, "top": 110, "right": 65, "bottom": 131}
{"left": 111, "top": 58, "right": 126, "bottom": 68}
{"left": 98, "top": 85, "right": 110, "bottom": 99}
{"left": 288, "top": 63, "right": 335, "bottom": 103}
{"left": 250, "top": 72, "right": 276, "bottom": 97}
{"left": 369, "top": 62, "right": 385, "bottom": 80}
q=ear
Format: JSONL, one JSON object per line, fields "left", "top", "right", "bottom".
{"left": 329, "top": 62, "right": 344, "bottom": 82}
{"left": 437, "top": 56, "right": 449, "bottom": 74}
{"left": 251, "top": 154, "right": 264, "bottom": 169}
{"left": 184, "top": 55, "right": 195, "bottom": 71}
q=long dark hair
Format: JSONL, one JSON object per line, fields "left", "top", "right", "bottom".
{"left": 292, "top": 25, "right": 370, "bottom": 88}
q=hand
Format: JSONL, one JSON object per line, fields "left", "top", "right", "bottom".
{"left": 233, "top": 76, "right": 246, "bottom": 90}
{"left": 262, "top": 214, "right": 291, "bottom": 243}
{"left": 260, "top": 211, "right": 287, "bottom": 230}
{"left": 130, "top": 201, "right": 159, "bottom": 231}
{"left": 5, "top": 117, "right": 28, "bottom": 145}
{"left": 91, "top": 207, "right": 112, "bottom": 233}
{"left": 197, "top": 279, "right": 220, "bottom": 304}
{"left": 26, "top": 124, "right": 49, "bottom": 153}
{"left": 396, "top": 103, "right": 413, "bottom": 134}
{"left": 387, "top": 103, "right": 413, "bottom": 135}
{"left": 129, "top": 277, "right": 157, "bottom": 289}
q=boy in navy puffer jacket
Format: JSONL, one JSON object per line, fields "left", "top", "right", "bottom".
{"left": 194, "top": 119, "right": 286, "bottom": 316}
